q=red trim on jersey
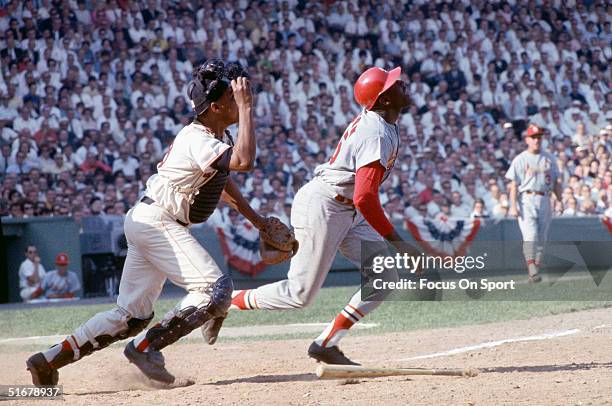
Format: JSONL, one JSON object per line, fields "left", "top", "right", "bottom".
{"left": 354, "top": 162, "right": 394, "bottom": 237}
{"left": 330, "top": 115, "right": 362, "bottom": 164}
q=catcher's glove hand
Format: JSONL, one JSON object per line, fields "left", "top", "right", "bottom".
{"left": 259, "top": 216, "right": 299, "bottom": 264}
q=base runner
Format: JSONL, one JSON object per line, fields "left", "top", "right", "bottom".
{"left": 203, "top": 67, "right": 414, "bottom": 365}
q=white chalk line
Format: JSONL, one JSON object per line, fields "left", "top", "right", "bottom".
{"left": 397, "top": 329, "right": 581, "bottom": 361}
{"left": 0, "top": 322, "right": 378, "bottom": 345}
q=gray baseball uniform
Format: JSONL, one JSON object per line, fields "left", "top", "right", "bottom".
{"left": 233, "top": 109, "right": 399, "bottom": 348}
{"left": 505, "top": 150, "right": 559, "bottom": 263}
{"left": 42, "top": 270, "right": 81, "bottom": 297}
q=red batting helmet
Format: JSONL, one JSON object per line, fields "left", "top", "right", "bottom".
{"left": 524, "top": 124, "right": 544, "bottom": 137}
{"left": 354, "top": 66, "right": 402, "bottom": 110}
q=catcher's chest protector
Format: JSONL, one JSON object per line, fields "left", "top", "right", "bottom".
{"left": 189, "top": 170, "right": 229, "bottom": 223}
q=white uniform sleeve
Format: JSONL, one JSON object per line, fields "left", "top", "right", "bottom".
{"left": 505, "top": 158, "right": 521, "bottom": 184}
{"left": 354, "top": 134, "right": 392, "bottom": 170}
{"left": 188, "top": 135, "right": 231, "bottom": 172}
{"left": 19, "top": 261, "right": 34, "bottom": 278}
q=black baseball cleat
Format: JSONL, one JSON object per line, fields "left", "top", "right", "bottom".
{"left": 124, "top": 341, "right": 176, "bottom": 384}
{"left": 26, "top": 352, "right": 59, "bottom": 386}
{"left": 201, "top": 314, "right": 226, "bottom": 345}
{"left": 307, "top": 342, "right": 360, "bottom": 365}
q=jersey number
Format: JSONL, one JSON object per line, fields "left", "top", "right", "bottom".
{"left": 329, "top": 115, "right": 361, "bottom": 164}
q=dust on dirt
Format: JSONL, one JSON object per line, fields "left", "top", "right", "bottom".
{"left": 2, "top": 307, "right": 612, "bottom": 405}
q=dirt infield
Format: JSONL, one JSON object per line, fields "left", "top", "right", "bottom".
{"left": 3, "top": 307, "right": 612, "bottom": 405}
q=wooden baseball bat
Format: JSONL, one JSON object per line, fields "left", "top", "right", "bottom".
{"left": 316, "top": 364, "right": 479, "bottom": 379}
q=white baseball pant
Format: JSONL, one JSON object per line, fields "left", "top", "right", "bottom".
{"left": 67, "top": 201, "right": 224, "bottom": 353}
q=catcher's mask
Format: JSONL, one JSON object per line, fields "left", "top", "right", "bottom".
{"left": 188, "top": 59, "right": 248, "bottom": 116}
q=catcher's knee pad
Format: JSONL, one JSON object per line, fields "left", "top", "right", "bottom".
{"left": 207, "top": 274, "right": 233, "bottom": 317}
{"left": 147, "top": 275, "right": 233, "bottom": 351}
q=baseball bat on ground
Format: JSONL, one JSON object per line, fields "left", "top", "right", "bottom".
{"left": 316, "top": 364, "right": 479, "bottom": 379}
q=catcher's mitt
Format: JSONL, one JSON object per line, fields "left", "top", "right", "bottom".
{"left": 259, "top": 217, "right": 299, "bottom": 264}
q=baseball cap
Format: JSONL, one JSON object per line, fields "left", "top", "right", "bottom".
{"left": 55, "top": 252, "right": 69, "bottom": 265}
{"left": 524, "top": 124, "right": 544, "bottom": 137}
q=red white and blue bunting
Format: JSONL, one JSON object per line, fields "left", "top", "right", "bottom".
{"left": 404, "top": 213, "right": 481, "bottom": 257}
{"left": 215, "top": 220, "right": 266, "bottom": 277}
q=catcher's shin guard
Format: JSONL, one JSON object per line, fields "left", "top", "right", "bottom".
{"left": 145, "top": 275, "right": 233, "bottom": 351}
{"left": 41, "top": 313, "right": 153, "bottom": 370}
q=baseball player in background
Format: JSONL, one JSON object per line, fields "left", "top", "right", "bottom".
{"left": 42, "top": 253, "right": 81, "bottom": 299}
{"left": 203, "top": 67, "right": 414, "bottom": 365}
{"left": 18, "top": 245, "right": 46, "bottom": 301}
{"left": 506, "top": 124, "right": 562, "bottom": 282}
{"left": 26, "top": 59, "right": 268, "bottom": 387}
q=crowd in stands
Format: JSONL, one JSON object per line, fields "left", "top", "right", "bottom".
{"left": 0, "top": 0, "right": 611, "bottom": 227}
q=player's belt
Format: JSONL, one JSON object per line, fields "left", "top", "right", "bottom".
{"left": 140, "top": 196, "right": 188, "bottom": 226}
{"left": 334, "top": 195, "right": 354, "bottom": 205}
{"left": 523, "top": 191, "right": 547, "bottom": 196}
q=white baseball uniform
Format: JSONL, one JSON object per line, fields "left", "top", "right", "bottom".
{"left": 505, "top": 150, "right": 559, "bottom": 265}
{"left": 42, "top": 121, "right": 234, "bottom": 365}
{"left": 18, "top": 259, "right": 46, "bottom": 301}
{"left": 235, "top": 109, "right": 399, "bottom": 348}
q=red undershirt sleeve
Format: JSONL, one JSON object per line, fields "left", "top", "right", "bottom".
{"left": 354, "top": 161, "right": 394, "bottom": 238}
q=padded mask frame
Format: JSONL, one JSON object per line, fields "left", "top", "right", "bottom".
{"left": 188, "top": 59, "right": 248, "bottom": 115}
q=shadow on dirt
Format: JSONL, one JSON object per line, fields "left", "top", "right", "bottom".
{"left": 481, "top": 361, "right": 612, "bottom": 374}
{"left": 206, "top": 373, "right": 317, "bottom": 385}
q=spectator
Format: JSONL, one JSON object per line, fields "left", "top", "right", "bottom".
{"left": 42, "top": 253, "right": 81, "bottom": 299}
{"left": 6, "top": 151, "right": 34, "bottom": 175}
{"left": 470, "top": 198, "right": 490, "bottom": 219}
{"left": 0, "top": 0, "right": 609, "bottom": 228}
{"left": 18, "top": 245, "right": 46, "bottom": 301}
{"left": 80, "top": 152, "right": 112, "bottom": 175}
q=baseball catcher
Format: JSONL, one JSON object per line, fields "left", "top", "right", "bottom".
{"left": 26, "top": 59, "right": 295, "bottom": 387}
